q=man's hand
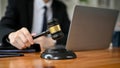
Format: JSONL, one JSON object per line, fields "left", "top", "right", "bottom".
{"left": 8, "top": 27, "right": 34, "bottom": 49}
{"left": 34, "top": 36, "right": 56, "bottom": 51}
{"left": 8, "top": 27, "right": 56, "bottom": 51}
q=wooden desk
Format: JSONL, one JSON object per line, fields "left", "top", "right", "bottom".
{"left": 0, "top": 48, "right": 120, "bottom": 68}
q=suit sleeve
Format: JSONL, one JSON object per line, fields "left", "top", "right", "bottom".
{"left": 0, "top": 0, "right": 19, "bottom": 45}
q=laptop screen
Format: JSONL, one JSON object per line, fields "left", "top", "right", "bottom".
{"left": 66, "top": 6, "right": 119, "bottom": 51}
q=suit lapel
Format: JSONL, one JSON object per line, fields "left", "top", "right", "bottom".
{"left": 52, "top": 0, "right": 59, "bottom": 19}
{"left": 52, "top": 0, "right": 56, "bottom": 18}
{"left": 27, "top": 0, "right": 34, "bottom": 32}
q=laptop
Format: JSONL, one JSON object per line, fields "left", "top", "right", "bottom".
{"left": 66, "top": 5, "right": 119, "bottom": 51}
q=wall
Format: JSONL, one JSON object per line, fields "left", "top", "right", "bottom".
{"left": 0, "top": 0, "right": 1, "bottom": 19}
{"left": 113, "top": 0, "right": 120, "bottom": 31}
{"left": 0, "top": 0, "right": 7, "bottom": 20}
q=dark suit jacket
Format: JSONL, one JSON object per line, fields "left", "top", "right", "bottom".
{"left": 0, "top": 0, "right": 70, "bottom": 48}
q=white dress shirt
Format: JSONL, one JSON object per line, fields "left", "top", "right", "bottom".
{"left": 32, "top": 0, "right": 53, "bottom": 35}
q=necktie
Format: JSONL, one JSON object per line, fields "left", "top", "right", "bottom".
{"left": 42, "top": 6, "right": 48, "bottom": 32}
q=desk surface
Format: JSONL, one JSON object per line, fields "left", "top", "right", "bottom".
{"left": 0, "top": 48, "right": 120, "bottom": 68}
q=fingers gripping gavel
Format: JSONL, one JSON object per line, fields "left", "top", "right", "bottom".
{"left": 33, "top": 19, "right": 64, "bottom": 40}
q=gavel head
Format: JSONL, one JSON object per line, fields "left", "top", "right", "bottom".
{"left": 47, "top": 19, "right": 64, "bottom": 40}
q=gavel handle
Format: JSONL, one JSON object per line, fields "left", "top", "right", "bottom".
{"left": 33, "top": 30, "right": 50, "bottom": 39}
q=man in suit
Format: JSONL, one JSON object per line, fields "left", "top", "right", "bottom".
{"left": 0, "top": 0, "right": 70, "bottom": 51}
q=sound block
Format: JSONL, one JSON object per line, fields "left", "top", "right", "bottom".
{"left": 41, "top": 46, "right": 77, "bottom": 60}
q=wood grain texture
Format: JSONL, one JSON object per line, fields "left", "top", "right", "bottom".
{"left": 0, "top": 48, "right": 120, "bottom": 68}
